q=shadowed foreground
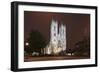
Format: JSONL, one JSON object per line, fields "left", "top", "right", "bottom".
{"left": 24, "top": 56, "right": 90, "bottom": 62}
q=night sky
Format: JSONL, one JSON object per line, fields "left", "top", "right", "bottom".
{"left": 24, "top": 11, "right": 90, "bottom": 49}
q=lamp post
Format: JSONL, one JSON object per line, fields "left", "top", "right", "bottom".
{"left": 25, "top": 42, "right": 29, "bottom": 46}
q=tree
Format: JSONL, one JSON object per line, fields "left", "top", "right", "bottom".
{"left": 74, "top": 37, "right": 90, "bottom": 56}
{"left": 28, "top": 30, "right": 47, "bottom": 54}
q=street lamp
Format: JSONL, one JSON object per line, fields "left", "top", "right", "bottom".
{"left": 25, "top": 42, "right": 29, "bottom": 46}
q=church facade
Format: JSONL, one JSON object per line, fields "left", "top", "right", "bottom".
{"left": 43, "top": 19, "right": 66, "bottom": 55}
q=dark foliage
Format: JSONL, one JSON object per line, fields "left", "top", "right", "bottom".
{"left": 74, "top": 37, "right": 90, "bottom": 56}
{"left": 27, "top": 30, "right": 47, "bottom": 54}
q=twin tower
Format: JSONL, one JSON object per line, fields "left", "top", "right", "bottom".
{"left": 43, "top": 19, "right": 66, "bottom": 55}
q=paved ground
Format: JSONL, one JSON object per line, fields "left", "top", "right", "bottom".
{"left": 24, "top": 56, "right": 90, "bottom": 62}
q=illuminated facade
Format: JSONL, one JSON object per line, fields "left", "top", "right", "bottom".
{"left": 43, "top": 19, "right": 66, "bottom": 55}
